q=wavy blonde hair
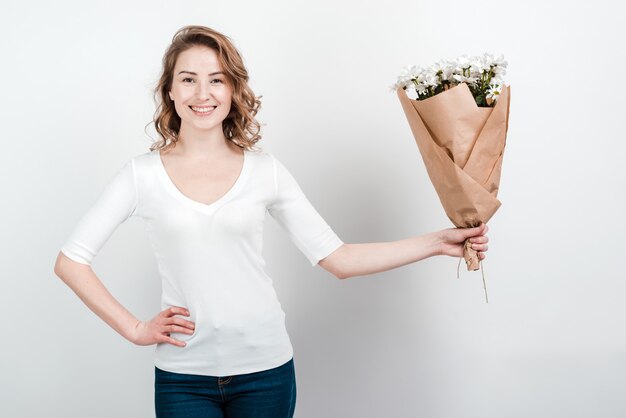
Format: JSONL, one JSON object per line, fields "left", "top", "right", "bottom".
{"left": 148, "top": 25, "right": 262, "bottom": 152}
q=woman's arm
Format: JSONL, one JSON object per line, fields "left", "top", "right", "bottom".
{"left": 53, "top": 251, "right": 194, "bottom": 346}
{"left": 319, "top": 224, "right": 489, "bottom": 279}
{"left": 54, "top": 251, "right": 141, "bottom": 340}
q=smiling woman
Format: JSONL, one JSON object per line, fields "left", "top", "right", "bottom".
{"left": 55, "top": 25, "right": 307, "bottom": 418}
{"left": 151, "top": 26, "right": 262, "bottom": 154}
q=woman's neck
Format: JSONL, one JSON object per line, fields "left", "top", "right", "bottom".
{"left": 173, "top": 126, "right": 239, "bottom": 160}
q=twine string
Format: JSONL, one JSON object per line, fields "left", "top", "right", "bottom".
{"left": 480, "top": 258, "right": 488, "bottom": 304}
{"left": 456, "top": 255, "right": 489, "bottom": 304}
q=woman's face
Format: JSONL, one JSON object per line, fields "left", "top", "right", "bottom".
{"left": 169, "top": 45, "right": 232, "bottom": 138}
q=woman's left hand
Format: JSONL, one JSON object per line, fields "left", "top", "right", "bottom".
{"left": 435, "top": 223, "right": 489, "bottom": 259}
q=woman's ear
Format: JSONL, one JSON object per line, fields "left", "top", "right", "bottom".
{"left": 169, "top": 91, "right": 174, "bottom": 101}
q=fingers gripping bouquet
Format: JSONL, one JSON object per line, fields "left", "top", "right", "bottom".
{"left": 392, "top": 53, "right": 511, "bottom": 301}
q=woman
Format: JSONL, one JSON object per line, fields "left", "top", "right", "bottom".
{"left": 53, "top": 25, "right": 489, "bottom": 418}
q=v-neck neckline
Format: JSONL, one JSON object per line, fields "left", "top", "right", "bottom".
{"left": 153, "top": 148, "right": 250, "bottom": 215}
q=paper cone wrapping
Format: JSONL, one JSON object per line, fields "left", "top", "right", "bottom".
{"left": 396, "top": 83, "right": 511, "bottom": 270}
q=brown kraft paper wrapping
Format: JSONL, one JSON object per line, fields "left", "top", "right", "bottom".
{"left": 396, "top": 83, "right": 511, "bottom": 273}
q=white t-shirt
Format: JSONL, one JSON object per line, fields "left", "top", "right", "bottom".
{"left": 60, "top": 148, "right": 344, "bottom": 377}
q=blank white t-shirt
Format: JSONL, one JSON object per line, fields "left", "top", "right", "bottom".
{"left": 60, "top": 148, "right": 344, "bottom": 377}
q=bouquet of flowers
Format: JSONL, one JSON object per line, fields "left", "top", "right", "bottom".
{"left": 392, "top": 53, "right": 511, "bottom": 302}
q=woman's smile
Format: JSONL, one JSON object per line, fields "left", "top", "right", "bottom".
{"left": 189, "top": 105, "right": 217, "bottom": 116}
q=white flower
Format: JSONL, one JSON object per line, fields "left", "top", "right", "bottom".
{"left": 393, "top": 77, "right": 409, "bottom": 90}
{"left": 485, "top": 53, "right": 507, "bottom": 81}
{"left": 452, "top": 54, "right": 477, "bottom": 83}
{"left": 423, "top": 72, "right": 439, "bottom": 88}
{"left": 398, "top": 64, "right": 418, "bottom": 79}
{"left": 414, "top": 82, "right": 428, "bottom": 95}
{"left": 490, "top": 73, "right": 505, "bottom": 86}
{"left": 481, "top": 53, "right": 508, "bottom": 72}
{"left": 455, "top": 54, "right": 472, "bottom": 70}
{"left": 392, "top": 64, "right": 429, "bottom": 90}
{"left": 481, "top": 53, "right": 496, "bottom": 66}
{"left": 470, "top": 56, "right": 490, "bottom": 76}
{"left": 488, "top": 83, "right": 502, "bottom": 93}
{"left": 493, "top": 65, "right": 507, "bottom": 77}
{"left": 452, "top": 74, "right": 479, "bottom": 86}
{"left": 429, "top": 59, "right": 455, "bottom": 81}
{"left": 491, "top": 53, "right": 508, "bottom": 68}
{"left": 486, "top": 83, "right": 502, "bottom": 104}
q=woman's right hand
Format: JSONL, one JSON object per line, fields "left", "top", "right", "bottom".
{"left": 129, "top": 306, "right": 195, "bottom": 347}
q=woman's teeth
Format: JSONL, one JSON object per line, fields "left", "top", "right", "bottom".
{"left": 190, "top": 106, "right": 216, "bottom": 113}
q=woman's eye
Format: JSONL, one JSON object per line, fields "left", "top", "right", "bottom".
{"left": 181, "top": 78, "right": 222, "bottom": 84}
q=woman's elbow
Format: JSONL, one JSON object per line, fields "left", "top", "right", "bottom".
{"left": 54, "top": 251, "right": 89, "bottom": 279}
{"left": 318, "top": 244, "right": 349, "bottom": 280}
{"left": 54, "top": 251, "right": 67, "bottom": 277}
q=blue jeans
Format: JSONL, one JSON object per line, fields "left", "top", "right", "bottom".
{"left": 154, "top": 358, "right": 297, "bottom": 418}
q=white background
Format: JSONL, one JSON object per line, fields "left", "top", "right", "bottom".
{"left": 1, "top": 0, "right": 625, "bottom": 417}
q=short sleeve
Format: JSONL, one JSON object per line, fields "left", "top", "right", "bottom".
{"left": 267, "top": 154, "right": 344, "bottom": 266}
{"left": 60, "top": 158, "right": 139, "bottom": 266}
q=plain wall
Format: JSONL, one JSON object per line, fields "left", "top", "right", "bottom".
{"left": 1, "top": 0, "right": 625, "bottom": 417}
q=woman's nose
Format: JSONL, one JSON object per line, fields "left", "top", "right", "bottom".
{"left": 196, "top": 80, "right": 213, "bottom": 100}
